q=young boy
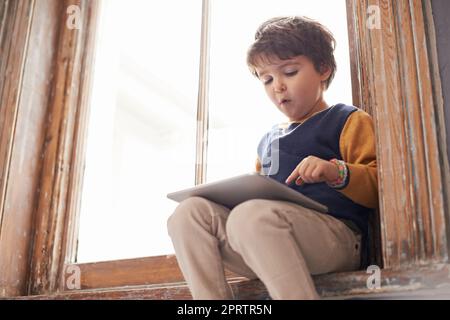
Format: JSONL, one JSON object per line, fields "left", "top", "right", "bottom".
{"left": 167, "top": 16, "right": 378, "bottom": 300}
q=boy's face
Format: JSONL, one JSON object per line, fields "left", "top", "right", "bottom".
{"left": 254, "top": 55, "right": 331, "bottom": 122}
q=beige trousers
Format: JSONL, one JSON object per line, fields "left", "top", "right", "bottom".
{"left": 167, "top": 196, "right": 361, "bottom": 300}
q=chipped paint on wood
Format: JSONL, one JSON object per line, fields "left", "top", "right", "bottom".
{"left": 0, "top": 0, "right": 39, "bottom": 298}
{"left": 27, "top": 0, "right": 100, "bottom": 296}
{"left": 347, "top": 0, "right": 449, "bottom": 268}
{"left": 9, "top": 263, "right": 450, "bottom": 300}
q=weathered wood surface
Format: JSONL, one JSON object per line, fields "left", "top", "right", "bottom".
{"left": 347, "top": 0, "right": 449, "bottom": 268}
{"left": 26, "top": 0, "right": 99, "bottom": 296}
{"left": 11, "top": 263, "right": 450, "bottom": 300}
{"left": 0, "top": 0, "right": 99, "bottom": 297}
{"left": 61, "top": 255, "right": 240, "bottom": 290}
{"left": 0, "top": 0, "right": 47, "bottom": 297}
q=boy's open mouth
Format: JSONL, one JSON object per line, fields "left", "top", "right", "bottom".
{"left": 280, "top": 99, "right": 291, "bottom": 105}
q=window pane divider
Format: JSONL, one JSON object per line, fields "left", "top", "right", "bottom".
{"left": 195, "top": 0, "right": 211, "bottom": 185}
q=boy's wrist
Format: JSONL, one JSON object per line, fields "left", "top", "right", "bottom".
{"left": 326, "top": 158, "right": 348, "bottom": 189}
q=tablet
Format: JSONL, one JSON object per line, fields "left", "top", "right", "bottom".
{"left": 167, "top": 173, "right": 328, "bottom": 213}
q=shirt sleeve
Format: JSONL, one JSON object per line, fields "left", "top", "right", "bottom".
{"left": 338, "top": 110, "right": 379, "bottom": 209}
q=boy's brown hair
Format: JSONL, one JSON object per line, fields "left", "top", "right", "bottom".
{"left": 247, "top": 16, "right": 337, "bottom": 89}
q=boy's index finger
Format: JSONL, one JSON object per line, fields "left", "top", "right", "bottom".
{"left": 285, "top": 168, "right": 299, "bottom": 185}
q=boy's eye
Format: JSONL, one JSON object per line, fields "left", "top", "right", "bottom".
{"left": 285, "top": 70, "right": 298, "bottom": 76}
{"left": 263, "top": 78, "right": 273, "bottom": 85}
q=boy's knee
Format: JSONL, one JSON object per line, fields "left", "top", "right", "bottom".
{"left": 231, "top": 199, "right": 269, "bottom": 217}
{"left": 226, "top": 199, "right": 273, "bottom": 241}
{"left": 167, "top": 196, "right": 211, "bottom": 234}
{"left": 229, "top": 199, "right": 277, "bottom": 222}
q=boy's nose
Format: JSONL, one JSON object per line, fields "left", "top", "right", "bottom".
{"left": 274, "top": 83, "right": 286, "bottom": 93}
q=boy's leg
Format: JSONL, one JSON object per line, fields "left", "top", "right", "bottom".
{"left": 226, "top": 199, "right": 361, "bottom": 300}
{"left": 167, "top": 196, "right": 257, "bottom": 300}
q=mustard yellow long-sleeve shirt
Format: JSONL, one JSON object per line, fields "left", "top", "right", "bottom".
{"left": 255, "top": 109, "right": 379, "bottom": 209}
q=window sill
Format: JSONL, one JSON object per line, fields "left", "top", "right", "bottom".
{"left": 10, "top": 263, "right": 450, "bottom": 300}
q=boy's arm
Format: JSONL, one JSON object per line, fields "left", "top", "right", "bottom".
{"left": 337, "top": 110, "right": 379, "bottom": 209}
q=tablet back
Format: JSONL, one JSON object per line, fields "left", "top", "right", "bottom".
{"left": 167, "top": 173, "right": 328, "bottom": 213}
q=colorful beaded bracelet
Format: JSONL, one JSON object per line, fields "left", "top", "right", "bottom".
{"left": 327, "top": 158, "right": 348, "bottom": 188}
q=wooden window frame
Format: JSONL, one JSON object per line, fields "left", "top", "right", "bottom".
{"left": 1, "top": 0, "right": 450, "bottom": 298}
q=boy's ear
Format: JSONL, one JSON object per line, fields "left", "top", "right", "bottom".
{"left": 319, "top": 64, "right": 332, "bottom": 81}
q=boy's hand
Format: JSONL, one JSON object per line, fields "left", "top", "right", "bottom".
{"left": 285, "top": 156, "right": 339, "bottom": 185}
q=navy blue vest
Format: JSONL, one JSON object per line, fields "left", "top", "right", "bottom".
{"left": 257, "top": 104, "right": 373, "bottom": 269}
